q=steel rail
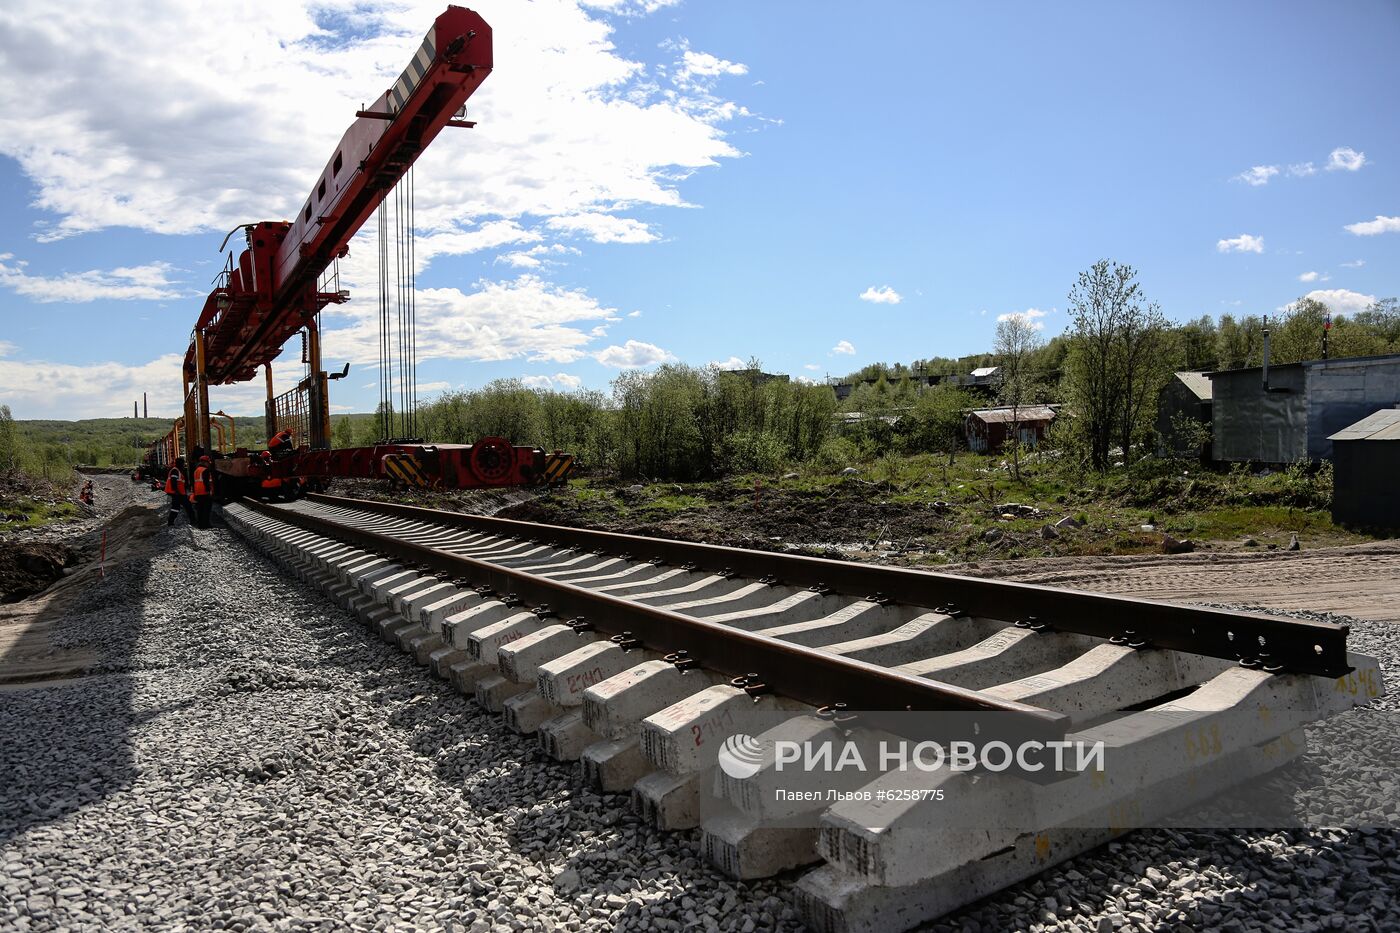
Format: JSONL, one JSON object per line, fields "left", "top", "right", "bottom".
{"left": 241, "top": 497, "right": 1070, "bottom": 747}
{"left": 306, "top": 493, "right": 1353, "bottom": 678}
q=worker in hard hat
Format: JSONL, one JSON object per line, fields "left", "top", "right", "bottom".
{"left": 191, "top": 455, "right": 215, "bottom": 528}
{"left": 258, "top": 449, "right": 285, "bottom": 500}
{"left": 267, "top": 429, "right": 295, "bottom": 458}
{"left": 165, "top": 457, "right": 194, "bottom": 526}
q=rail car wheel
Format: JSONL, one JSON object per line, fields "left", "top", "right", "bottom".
{"left": 469, "top": 436, "right": 515, "bottom": 484}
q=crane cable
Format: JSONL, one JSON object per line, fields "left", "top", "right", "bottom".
{"left": 376, "top": 167, "right": 419, "bottom": 441}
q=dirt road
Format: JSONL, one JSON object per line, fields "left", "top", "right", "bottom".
{"left": 948, "top": 539, "right": 1400, "bottom": 623}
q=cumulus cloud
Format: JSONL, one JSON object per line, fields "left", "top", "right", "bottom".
{"left": 495, "top": 243, "right": 580, "bottom": 269}
{"left": 581, "top": 0, "right": 680, "bottom": 15}
{"left": 1302, "top": 288, "right": 1377, "bottom": 315}
{"left": 676, "top": 49, "right": 748, "bottom": 87}
{"left": 1217, "top": 234, "right": 1264, "bottom": 254}
{"left": 858, "top": 285, "right": 902, "bottom": 305}
{"left": 319, "top": 273, "right": 620, "bottom": 368}
{"left": 0, "top": 350, "right": 277, "bottom": 419}
{"left": 803, "top": 363, "right": 820, "bottom": 371}
{"left": 594, "top": 339, "right": 674, "bottom": 367}
{"left": 1231, "top": 148, "right": 1363, "bottom": 186}
{"left": 1234, "top": 165, "right": 1278, "bottom": 186}
{"left": 1341, "top": 259, "right": 1366, "bottom": 268}
{"left": 0, "top": 0, "right": 749, "bottom": 255}
{"left": 546, "top": 212, "right": 657, "bottom": 244}
{"left": 0, "top": 254, "right": 181, "bottom": 302}
{"left": 1326, "top": 147, "right": 1366, "bottom": 172}
{"left": 709, "top": 356, "right": 746, "bottom": 369}
{"left": 831, "top": 340, "right": 855, "bottom": 355}
{"left": 1344, "top": 215, "right": 1400, "bottom": 236}
{"left": 1298, "top": 271, "right": 1329, "bottom": 283}
{"left": 521, "top": 372, "right": 583, "bottom": 389}
{"left": 996, "top": 308, "right": 1048, "bottom": 330}
{"left": 414, "top": 220, "right": 540, "bottom": 271}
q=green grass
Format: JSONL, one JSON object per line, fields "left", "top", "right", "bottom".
{"left": 0, "top": 497, "right": 80, "bottom": 532}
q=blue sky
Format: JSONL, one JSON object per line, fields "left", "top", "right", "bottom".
{"left": 0, "top": 0, "right": 1396, "bottom": 419}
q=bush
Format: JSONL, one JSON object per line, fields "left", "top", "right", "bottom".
{"left": 718, "top": 430, "right": 787, "bottom": 474}
{"left": 812, "top": 436, "right": 860, "bottom": 471}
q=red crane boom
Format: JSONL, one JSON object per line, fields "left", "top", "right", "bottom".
{"left": 157, "top": 7, "right": 574, "bottom": 497}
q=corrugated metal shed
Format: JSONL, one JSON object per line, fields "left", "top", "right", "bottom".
{"left": 1207, "top": 352, "right": 1400, "bottom": 462}
{"left": 1329, "top": 408, "right": 1400, "bottom": 528}
{"left": 1174, "top": 370, "right": 1213, "bottom": 401}
{"left": 1328, "top": 408, "right": 1400, "bottom": 441}
{"left": 1156, "top": 372, "right": 1214, "bottom": 458}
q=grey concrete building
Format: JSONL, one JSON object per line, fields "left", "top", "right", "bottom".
{"left": 1329, "top": 408, "right": 1400, "bottom": 529}
{"left": 1206, "top": 352, "right": 1400, "bottom": 463}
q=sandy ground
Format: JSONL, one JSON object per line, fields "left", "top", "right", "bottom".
{"left": 947, "top": 539, "right": 1400, "bottom": 624}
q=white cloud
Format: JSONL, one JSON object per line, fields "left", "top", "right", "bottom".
{"left": 1217, "top": 234, "right": 1264, "bottom": 254}
{"left": 320, "top": 273, "right": 620, "bottom": 367}
{"left": 1326, "top": 147, "right": 1366, "bottom": 172}
{"left": 1341, "top": 259, "right": 1366, "bottom": 268}
{"left": 1344, "top": 215, "right": 1400, "bottom": 236}
{"left": 415, "top": 220, "right": 540, "bottom": 271}
{"left": 626, "top": 309, "right": 642, "bottom": 318}
{"left": 1298, "top": 271, "right": 1329, "bottom": 283}
{"left": 0, "top": 0, "right": 749, "bottom": 256}
{"left": 676, "top": 49, "right": 748, "bottom": 87}
{"left": 580, "top": 0, "right": 680, "bottom": 15}
{"left": 1287, "top": 162, "right": 1316, "bottom": 177}
{"left": 546, "top": 212, "right": 657, "bottom": 244}
{"left": 0, "top": 253, "right": 181, "bottom": 302}
{"left": 0, "top": 350, "right": 276, "bottom": 419}
{"left": 1302, "top": 288, "right": 1377, "bottom": 315}
{"left": 831, "top": 340, "right": 855, "bottom": 355}
{"left": 858, "top": 285, "right": 902, "bottom": 305}
{"left": 1234, "top": 165, "right": 1278, "bottom": 186}
{"left": 594, "top": 339, "right": 674, "bottom": 367}
{"left": 709, "top": 356, "right": 746, "bottom": 370}
{"left": 495, "top": 243, "right": 580, "bottom": 269}
{"left": 521, "top": 372, "right": 582, "bottom": 389}
{"left": 996, "top": 308, "right": 1048, "bottom": 330}
{"left": 803, "top": 363, "right": 821, "bottom": 371}
{"left": 0, "top": 341, "right": 16, "bottom": 357}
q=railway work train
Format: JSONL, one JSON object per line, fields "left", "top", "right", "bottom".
{"left": 137, "top": 6, "right": 572, "bottom": 501}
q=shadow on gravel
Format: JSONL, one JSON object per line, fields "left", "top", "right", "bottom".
{"left": 0, "top": 513, "right": 161, "bottom": 845}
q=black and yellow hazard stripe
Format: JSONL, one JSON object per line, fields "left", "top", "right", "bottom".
{"left": 543, "top": 453, "right": 575, "bottom": 485}
{"left": 383, "top": 453, "right": 434, "bottom": 487}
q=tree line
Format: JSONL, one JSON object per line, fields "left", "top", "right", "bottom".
{"left": 334, "top": 261, "right": 1397, "bottom": 481}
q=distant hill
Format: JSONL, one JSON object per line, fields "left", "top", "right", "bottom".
{"left": 13, "top": 414, "right": 373, "bottom": 467}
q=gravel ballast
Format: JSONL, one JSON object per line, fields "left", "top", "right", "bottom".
{"left": 1, "top": 513, "right": 1397, "bottom": 931}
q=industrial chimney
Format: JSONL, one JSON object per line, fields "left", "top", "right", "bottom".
{"left": 1261, "top": 326, "right": 1271, "bottom": 391}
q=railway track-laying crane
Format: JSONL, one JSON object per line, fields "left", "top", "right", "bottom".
{"left": 141, "top": 6, "right": 574, "bottom": 498}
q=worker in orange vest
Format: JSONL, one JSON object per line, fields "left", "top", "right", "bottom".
{"left": 191, "top": 455, "right": 215, "bottom": 529}
{"left": 258, "top": 450, "right": 285, "bottom": 501}
{"left": 267, "top": 429, "right": 295, "bottom": 457}
{"left": 165, "top": 457, "right": 194, "bottom": 526}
